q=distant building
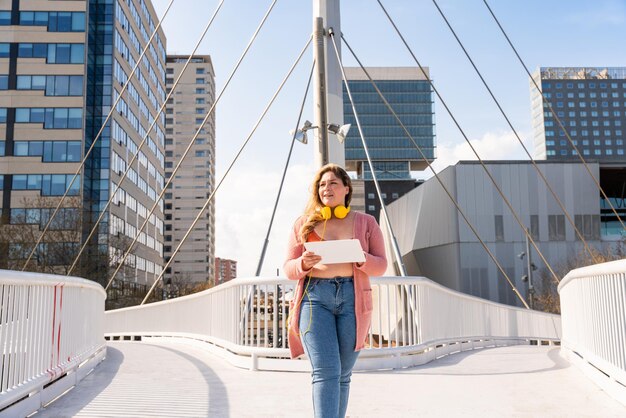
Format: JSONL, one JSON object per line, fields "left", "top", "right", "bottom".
{"left": 531, "top": 67, "right": 626, "bottom": 161}
{"left": 0, "top": 0, "right": 167, "bottom": 287}
{"left": 163, "top": 55, "right": 215, "bottom": 285}
{"left": 530, "top": 67, "right": 626, "bottom": 236}
{"left": 386, "top": 160, "right": 613, "bottom": 307}
{"left": 215, "top": 257, "right": 237, "bottom": 285}
{"left": 343, "top": 67, "right": 435, "bottom": 221}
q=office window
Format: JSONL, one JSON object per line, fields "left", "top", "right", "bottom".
{"left": 196, "top": 68, "right": 205, "bottom": 74}
{"left": 0, "top": 75, "right": 7, "bottom": 90}
{"left": 548, "top": 215, "right": 565, "bottom": 241}
{"left": 0, "top": 11, "right": 10, "bottom": 25}
{"left": 195, "top": 88, "right": 205, "bottom": 94}
{"left": 494, "top": 215, "right": 504, "bottom": 242}
{"left": 195, "top": 98, "right": 205, "bottom": 104}
{"left": 530, "top": 215, "right": 539, "bottom": 241}
{"left": 195, "top": 78, "right": 205, "bottom": 84}
{"left": 368, "top": 205, "right": 376, "bottom": 212}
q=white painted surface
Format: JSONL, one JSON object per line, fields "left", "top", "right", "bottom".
{"left": 36, "top": 340, "right": 626, "bottom": 417}
{"left": 0, "top": 270, "right": 106, "bottom": 416}
{"left": 559, "top": 259, "right": 626, "bottom": 406}
{"left": 104, "top": 276, "right": 561, "bottom": 371}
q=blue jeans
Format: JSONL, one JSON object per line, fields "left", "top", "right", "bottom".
{"left": 299, "top": 277, "right": 359, "bottom": 418}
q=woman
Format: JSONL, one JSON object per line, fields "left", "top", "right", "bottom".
{"left": 284, "top": 163, "right": 387, "bottom": 418}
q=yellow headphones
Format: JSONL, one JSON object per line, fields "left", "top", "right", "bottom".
{"left": 320, "top": 205, "right": 350, "bottom": 220}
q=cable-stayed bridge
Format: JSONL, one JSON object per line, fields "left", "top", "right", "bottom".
{"left": 1, "top": 0, "right": 625, "bottom": 416}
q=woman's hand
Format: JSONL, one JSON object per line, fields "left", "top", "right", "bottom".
{"left": 300, "top": 251, "right": 322, "bottom": 271}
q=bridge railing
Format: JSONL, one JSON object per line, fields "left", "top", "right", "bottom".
{"left": 0, "top": 270, "right": 106, "bottom": 417}
{"left": 105, "top": 276, "right": 561, "bottom": 371}
{"left": 558, "top": 259, "right": 626, "bottom": 405}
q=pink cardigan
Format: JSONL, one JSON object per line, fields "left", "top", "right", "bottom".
{"left": 283, "top": 211, "right": 388, "bottom": 359}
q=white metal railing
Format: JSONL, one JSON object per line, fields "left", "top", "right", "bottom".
{"left": 105, "top": 276, "right": 561, "bottom": 371}
{"left": 0, "top": 270, "right": 106, "bottom": 417}
{"left": 558, "top": 259, "right": 626, "bottom": 406}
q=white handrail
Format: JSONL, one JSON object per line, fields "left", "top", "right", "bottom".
{"left": 105, "top": 275, "right": 561, "bottom": 371}
{"left": 0, "top": 270, "right": 106, "bottom": 416}
{"left": 558, "top": 259, "right": 626, "bottom": 405}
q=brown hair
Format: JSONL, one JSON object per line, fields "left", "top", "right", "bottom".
{"left": 298, "top": 163, "right": 352, "bottom": 243}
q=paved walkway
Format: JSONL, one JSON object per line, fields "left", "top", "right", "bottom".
{"left": 36, "top": 340, "right": 626, "bottom": 417}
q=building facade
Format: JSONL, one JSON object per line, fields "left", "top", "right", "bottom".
{"left": 530, "top": 67, "right": 626, "bottom": 239}
{"left": 531, "top": 67, "right": 626, "bottom": 161}
{"left": 0, "top": 0, "right": 167, "bottom": 289}
{"left": 343, "top": 67, "right": 435, "bottom": 220}
{"left": 215, "top": 257, "right": 236, "bottom": 285}
{"left": 385, "top": 161, "right": 608, "bottom": 307}
{"left": 163, "top": 55, "right": 215, "bottom": 285}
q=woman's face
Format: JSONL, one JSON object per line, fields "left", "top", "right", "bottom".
{"left": 318, "top": 171, "right": 349, "bottom": 208}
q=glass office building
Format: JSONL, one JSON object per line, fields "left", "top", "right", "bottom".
{"left": 343, "top": 67, "right": 436, "bottom": 219}
{"left": 531, "top": 67, "right": 626, "bottom": 161}
{"left": 0, "top": 0, "right": 167, "bottom": 289}
{"left": 530, "top": 67, "right": 626, "bottom": 239}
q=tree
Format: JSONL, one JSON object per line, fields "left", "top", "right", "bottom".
{"left": 0, "top": 195, "right": 165, "bottom": 310}
{"left": 533, "top": 239, "right": 625, "bottom": 314}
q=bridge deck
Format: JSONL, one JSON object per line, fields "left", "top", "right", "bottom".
{"left": 35, "top": 339, "right": 625, "bottom": 417}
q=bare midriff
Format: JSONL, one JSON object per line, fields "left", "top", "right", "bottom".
{"left": 308, "top": 213, "right": 355, "bottom": 279}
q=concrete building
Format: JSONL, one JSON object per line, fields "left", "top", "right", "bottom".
{"left": 531, "top": 67, "right": 626, "bottom": 161}
{"left": 343, "top": 67, "right": 435, "bottom": 221}
{"left": 163, "top": 55, "right": 215, "bottom": 285}
{"left": 385, "top": 161, "right": 607, "bottom": 307}
{"left": 215, "top": 257, "right": 236, "bottom": 285}
{"left": 0, "top": 0, "right": 167, "bottom": 288}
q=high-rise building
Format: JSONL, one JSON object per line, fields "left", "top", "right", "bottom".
{"left": 0, "top": 0, "right": 167, "bottom": 289}
{"left": 343, "top": 67, "right": 435, "bottom": 220}
{"left": 215, "top": 257, "right": 236, "bottom": 285}
{"left": 531, "top": 67, "right": 626, "bottom": 161}
{"left": 530, "top": 67, "right": 626, "bottom": 237}
{"left": 163, "top": 55, "right": 215, "bottom": 285}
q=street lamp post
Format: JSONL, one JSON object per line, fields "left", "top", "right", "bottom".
{"left": 518, "top": 227, "right": 537, "bottom": 309}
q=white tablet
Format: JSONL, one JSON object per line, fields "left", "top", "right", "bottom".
{"left": 303, "top": 239, "right": 365, "bottom": 265}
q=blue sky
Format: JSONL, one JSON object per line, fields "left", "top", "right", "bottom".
{"left": 151, "top": 0, "right": 626, "bottom": 277}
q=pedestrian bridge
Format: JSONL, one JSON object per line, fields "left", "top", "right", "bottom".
{"left": 1, "top": 260, "right": 625, "bottom": 417}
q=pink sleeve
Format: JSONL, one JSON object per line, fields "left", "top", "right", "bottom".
{"left": 356, "top": 216, "right": 388, "bottom": 277}
{"left": 283, "top": 218, "right": 313, "bottom": 280}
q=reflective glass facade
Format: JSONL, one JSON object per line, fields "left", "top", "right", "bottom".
{"left": 0, "top": 0, "right": 166, "bottom": 289}
{"left": 343, "top": 68, "right": 435, "bottom": 180}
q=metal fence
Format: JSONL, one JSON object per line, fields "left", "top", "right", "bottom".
{"left": 0, "top": 270, "right": 106, "bottom": 417}
{"left": 105, "top": 276, "right": 562, "bottom": 371}
{"left": 558, "top": 259, "right": 626, "bottom": 405}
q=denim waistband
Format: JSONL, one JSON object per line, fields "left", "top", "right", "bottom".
{"left": 308, "top": 276, "right": 353, "bottom": 284}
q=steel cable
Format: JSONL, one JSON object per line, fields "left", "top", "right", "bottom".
{"left": 141, "top": 36, "right": 312, "bottom": 304}
{"left": 21, "top": 0, "right": 176, "bottom": 271}
{"left": 377, "top": 0, "right": 562, "bottom": 285}
{"left": 340, "top": 33, "right": 529, "bottom": 308}
{"left": 431, "top": 0, "right": 600, "bottom": 264}
{"left": 482, "top": 0, "right": 625, "bottom": 232}
{"left": 68, "top": 0, "right": 226, "bottom": 275}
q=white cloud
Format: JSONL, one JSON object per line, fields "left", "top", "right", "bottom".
{"left": 214, "top": 162, "right": 315, "bottom": 279}
{"left": 212, "top": 131, "right": 533, "bottom": 279}
{"left": 426, "top": 130, "right": 533, "bottom": 178}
